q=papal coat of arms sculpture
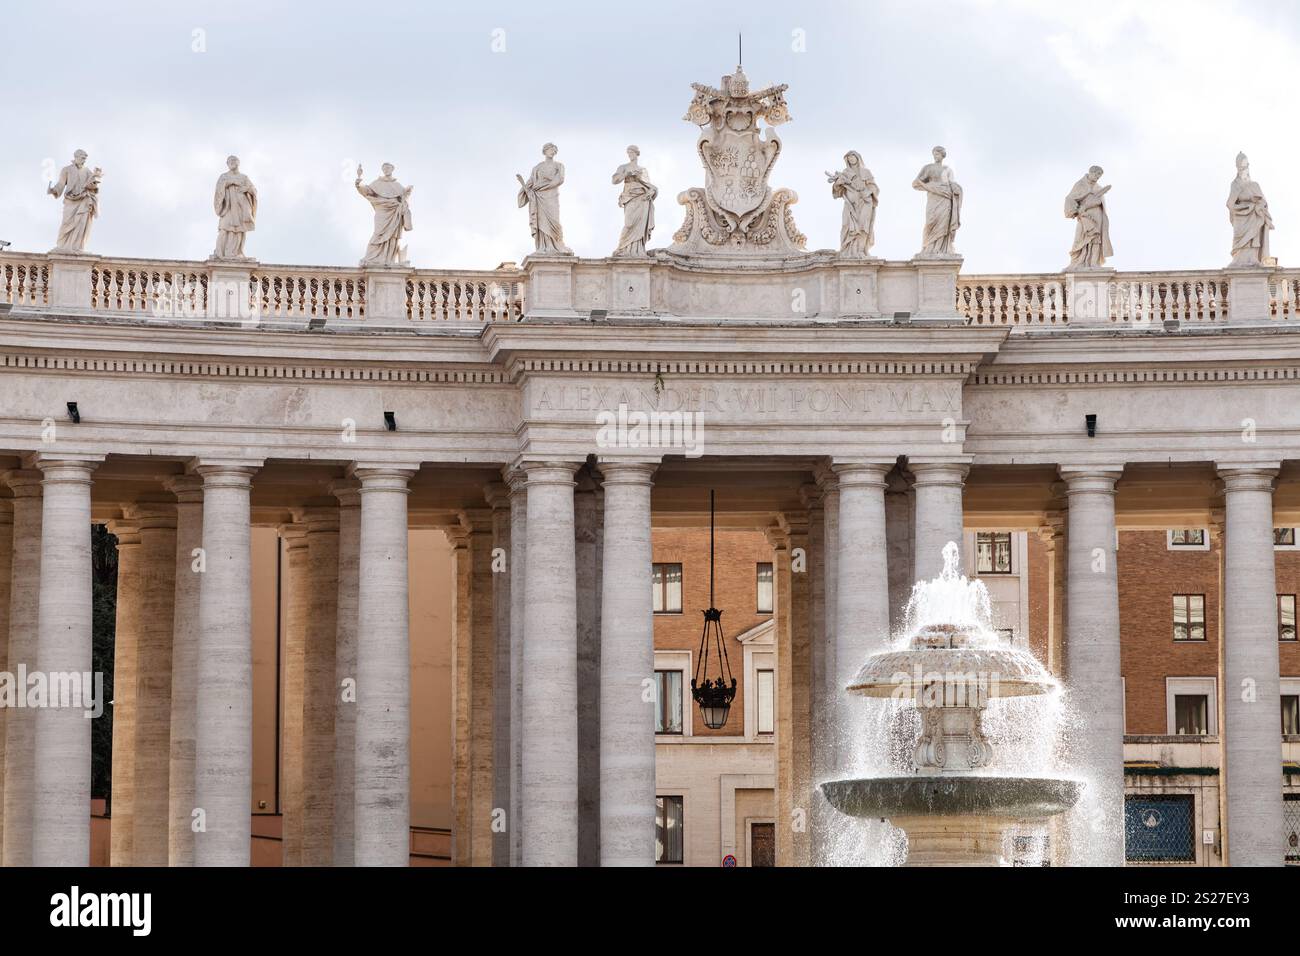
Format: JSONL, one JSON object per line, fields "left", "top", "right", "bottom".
{"left": 669, "top": 65, "right": 806, "bottom": 258}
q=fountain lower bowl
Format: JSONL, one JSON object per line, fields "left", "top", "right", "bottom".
{"left": 820, "top": 774, "right": 1083, "bottom": 820}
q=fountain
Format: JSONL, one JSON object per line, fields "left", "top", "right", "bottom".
{"left": 820, "top": 542, "right": 1082, "bottom": 866}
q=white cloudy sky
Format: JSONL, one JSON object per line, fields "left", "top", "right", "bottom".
{"left": 2, "top": 0, "right": 1299, "bottom": 273}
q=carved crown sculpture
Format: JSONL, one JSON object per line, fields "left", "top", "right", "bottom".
{"left": 669, "top": 65, "right": 805, "bottom": 258}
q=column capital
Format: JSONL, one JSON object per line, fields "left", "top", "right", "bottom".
{"left": 596, "top": 461, "right": 657, "bottom": 487}
{"left": 798, "top": 482, "right": 822, "bottom": 512}
{"left": 1216, "top": 463, "right": 1279, "bottom": 494}
{"left": 107, "top": 519, "right": 142, "bottom": 546}
{"left": 294, "top": 506, "right": 340, "bottom": 534}
{"left": 279, "top": 522, "right": 310, "bottom": 549}
{"left": 2, "top": 468, "right": 45, "bottom": 496}
{"left": 830, "top": 460, "right": 892, "bottom": 489}
{"left": 521, "top": 460, "right": 582, "bottom": 487}
{"left": 1058, "top": 465, "right": 1124, "bottom": 495}
{"left": 484, "top": 480, "right": 510, "bottom": 510}
{"left": 908, "top": 460, "right": 970, "bottom": 486}
{"left": 350, "top": 465, "right": 417, "bottom": 493}
{"left": 504, "top": 466, "right": 528, "bottom": 495}
{"left": 194, "top": 461, "right": 260, "bottom": 489}
{"left": 0, "top": 499, "right": 12, "bottom": 525}
{"left": 329, "top": 476, "right": 362, "bottom": 508}
{"left": 164, "top": 475, "right": 204, "bottom": 503}
{"left": 34, "top": 456, "right": 101, "bottom": 484}
{"left": 122, "top": 503, "right": 178, "bottom": 530}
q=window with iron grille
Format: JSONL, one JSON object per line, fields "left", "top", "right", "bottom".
{"left": 1279, "top": 595, "right": 1297, "bottom": 642}
{"left": 1169, "top": 529, "right": 1206, "bottom": 547}
{"left": 976, "top": 532, "right": 1012, "bottom": 574}
{"left": 756, "top": 562, "right": 774, "bottom": 613}
{"left": 1125, "top": 794, "right": 1196, "bottom": 863}
{"left": 1172, "top": 594, "right": 1205, "bottom": 642}
{"left": 655, "top": 795, "right": 684, "bottom": 864}
{"left": 1285, "top": 795, "right": 1300, "bottom": 864}
{"left": 652, "top": 563, "right": 682, "bottom": 614}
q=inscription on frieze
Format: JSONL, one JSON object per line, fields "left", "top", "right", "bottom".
{"left": 530, "top": 380, "right": 961, "bottom": 421}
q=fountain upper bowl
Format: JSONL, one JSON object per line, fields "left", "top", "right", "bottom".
{"left": 820, "top": 774, "right": 1083, "bottom": 820}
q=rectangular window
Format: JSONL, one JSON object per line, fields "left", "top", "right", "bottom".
{"left": 655, "top": 796, "right": 684, "bottom": 864}
{"left": 1286, "top": 795, "right": 1300, "bottom": 864}
{"left": 1282, "top": 695, "right": 1300, "bottom": 736}
{"left": 1173, "top": 694, "right": 1209, "bottom": 735}
{"left": 756, "top": 669, "right": 774, "bottom": 735}
{"left": 655, "top": 670, "right": 683, "bottom": 735}
{"left": 652, "top": 563, "right": 682, "bottom": 614}
{"left": 1172, "top": 594, "right": 1206, "bottom": 642}
{"left": 1279, "top": 595, "right": 1297, "bottom": 642}
{"left": 1169, "top": 529, "right": 1206, "bottom": 547}
{"left": 975, "top": 532, "right": 1012, "bottom": 574}
{"left": 1125, "top": 795, "right": 1196, "bottom": 862}
{"left": 750, "top": 822, "right": 775, "bottom": 867}
{"left": 1275, "top": 527, "right": 1297, "bottom": 546}
{"left": 756, "top": 562, "right": 774, "bottom": 613}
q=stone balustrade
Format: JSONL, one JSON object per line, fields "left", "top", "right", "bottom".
{"left": 8, "top": 249, "right": 1300, "bottom": 331}
{"left": 0, "top": 252, "right": 525, "bottom": 326}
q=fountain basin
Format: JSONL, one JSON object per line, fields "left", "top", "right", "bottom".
{"left": 820, "top": 774, "right": 1082, "bottom": 819}
{"left": 846, "top": 648, "right": 1057, "bottom": 698}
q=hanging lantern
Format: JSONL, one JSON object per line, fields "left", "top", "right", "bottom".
{"left": 691, "top": 490, "right": 737, "bottom": 730}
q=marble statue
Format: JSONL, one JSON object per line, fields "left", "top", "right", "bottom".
{"left": 669, "top": 65, "right": 805, "bottom": 257}
{"left": 1064, "top": 166, "right": 1113, "bottom": 270}
{"left": 47, "top": 150, "right": 102, "bottom": 253}
{"left": 1228, "top": 152, "right": 1273, "bottom": 267}
{"left": 911, "top": 146, "right": 962, "bottom": 258}
{"left": 827, "top": 151, "right": 878, "bottom": 258}
{"left": 355, "top": 163, "right": 413, "bottom": 267}
{"left": 611, "top": 145, "right": 657, "bottom": 257}
{"left": 212, "top": 155, "right": 257, "bottom": 260}
{"left": 516, "top": 143, "right": 572, "bottom": 256}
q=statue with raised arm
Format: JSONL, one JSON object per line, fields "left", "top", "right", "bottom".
{"left": 48, "top": 149, "right": 102, "bottom": 253}
{"left": 826, "top": 150, "right": 878, "bottom": 258}
{"left": 213, "top": 155, "right": 257, "bottom": 260}
{"left": 1228, "top": 152, "right": 1273, "bottom": 267}
{"left": 611, "top": 145, "right": 657, "bottom": 257}
{"left": 1064, "top": 165, "right": 1113, "bottom": 270}
{"left": 517, "top": 143, "right": 572, "bottom": 255}
{"left": 911, "top": 146, "right": 961, "bottom": 258}
{"left": 355, "top": 162, "right": 413, "bottom": 267}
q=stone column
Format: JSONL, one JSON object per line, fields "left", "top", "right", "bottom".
{"left": 1060, "top": 465, "right": 1125, "bottom": 867}
{"left": 884, "top": 469, "right": 915, "bottom": 631}
{"left": 107, "top": 519, "right": 142, "bottom": 867}
{"left": 353, "top": 465, "right": 415, "bottom": 867}
{"left": 574, "top": 471, "right": 602, "bottom": 867}
{"left": 1218, "top": 464, "right": 1285, "bottom": 866}
{"left": 1039, "top": 511, "right": 1067, "bottom": 677}
{"left": 302, "top": 507, "right": 339, "bottom": 866}
{"left": 469, "top": 514, "right": 496, "bottom": 867}
{"left": 2, "top": 470, "right": 41, "bottom": 866}
{"left": 194, "top": 461, "right": 259, "bottom": 867}
{"left": 910, "top": 461, "right": 968, "bottom": 582}
{"left": 506, "top": 469, "right": 527, "bottom": 866}
{"left": 32, "top": 456, "right": 99, "bottom": 866}
{"left": 832, "top": 463, "right": 892, "bottom": 751}
{"left": 596, "top": 461, "right": 655, "bottom": 867}
{"left": 787, "top": 517, "right": 812, "bottom": 868}
{"left": 810, "top": 468, "right": 838, "bottom": 865}
{"left": 770, "top": 527, "right": 795, "bottom": 866}
{"left": 448, "top": 527, "right": 471, "bottom": 865}
{"left": 129, "top": 505, "right": 177, "bottom": 867}
{"left": 0, "top": 499, "right": 12, "bottom": 863}
{"left": 485, "top": 482, "right": 512, "bottom": 867}
{"left": 521, "top": 461, "right": 580, "bottom": 867}
{"left": 165, "top": 475, "right": 203, "bottom": 866}
{"left": 330, "top": 479, "right": 361, "bottom": 866}
{"left": 279, "top": 523, "right": 310, "bottom": 866}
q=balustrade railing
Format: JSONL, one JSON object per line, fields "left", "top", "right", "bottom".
{"left": 956, "top": 271, "right": 1236, "bottom": 327}
{"left": 1, "top": 256, "right": 49, "bottom": 307}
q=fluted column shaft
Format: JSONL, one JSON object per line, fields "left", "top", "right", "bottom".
{"left": 1219, "top": 465, "right": 1285, "bottom": 866}
{"left": 597, "top": 461, "right": 655, "bottom": 866}
{"left": 32, "top": 457, "right": 99, "bottom": 866}
{"left": 354, "top": 466, "right": 414, "bottom": 867}
{"left": 2, "top": 470, "right": 42, "bottom": 866}
{"left": 194, "top": 462, "right": 257, "bottom": 867}
{"left": 166, "top": 476, "right": 203, "bottom": 866}
{"left": 910, "top": 461, "right": 968, "bottom": 582}
{"left": 521, "top": 462, "right": 580, "bottom": 867}
{"left": 1061, "top": 466, "right": 1124, "bottom": 867}
{"left": 330, "top": 479, "right": 360, "bottom": 866}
